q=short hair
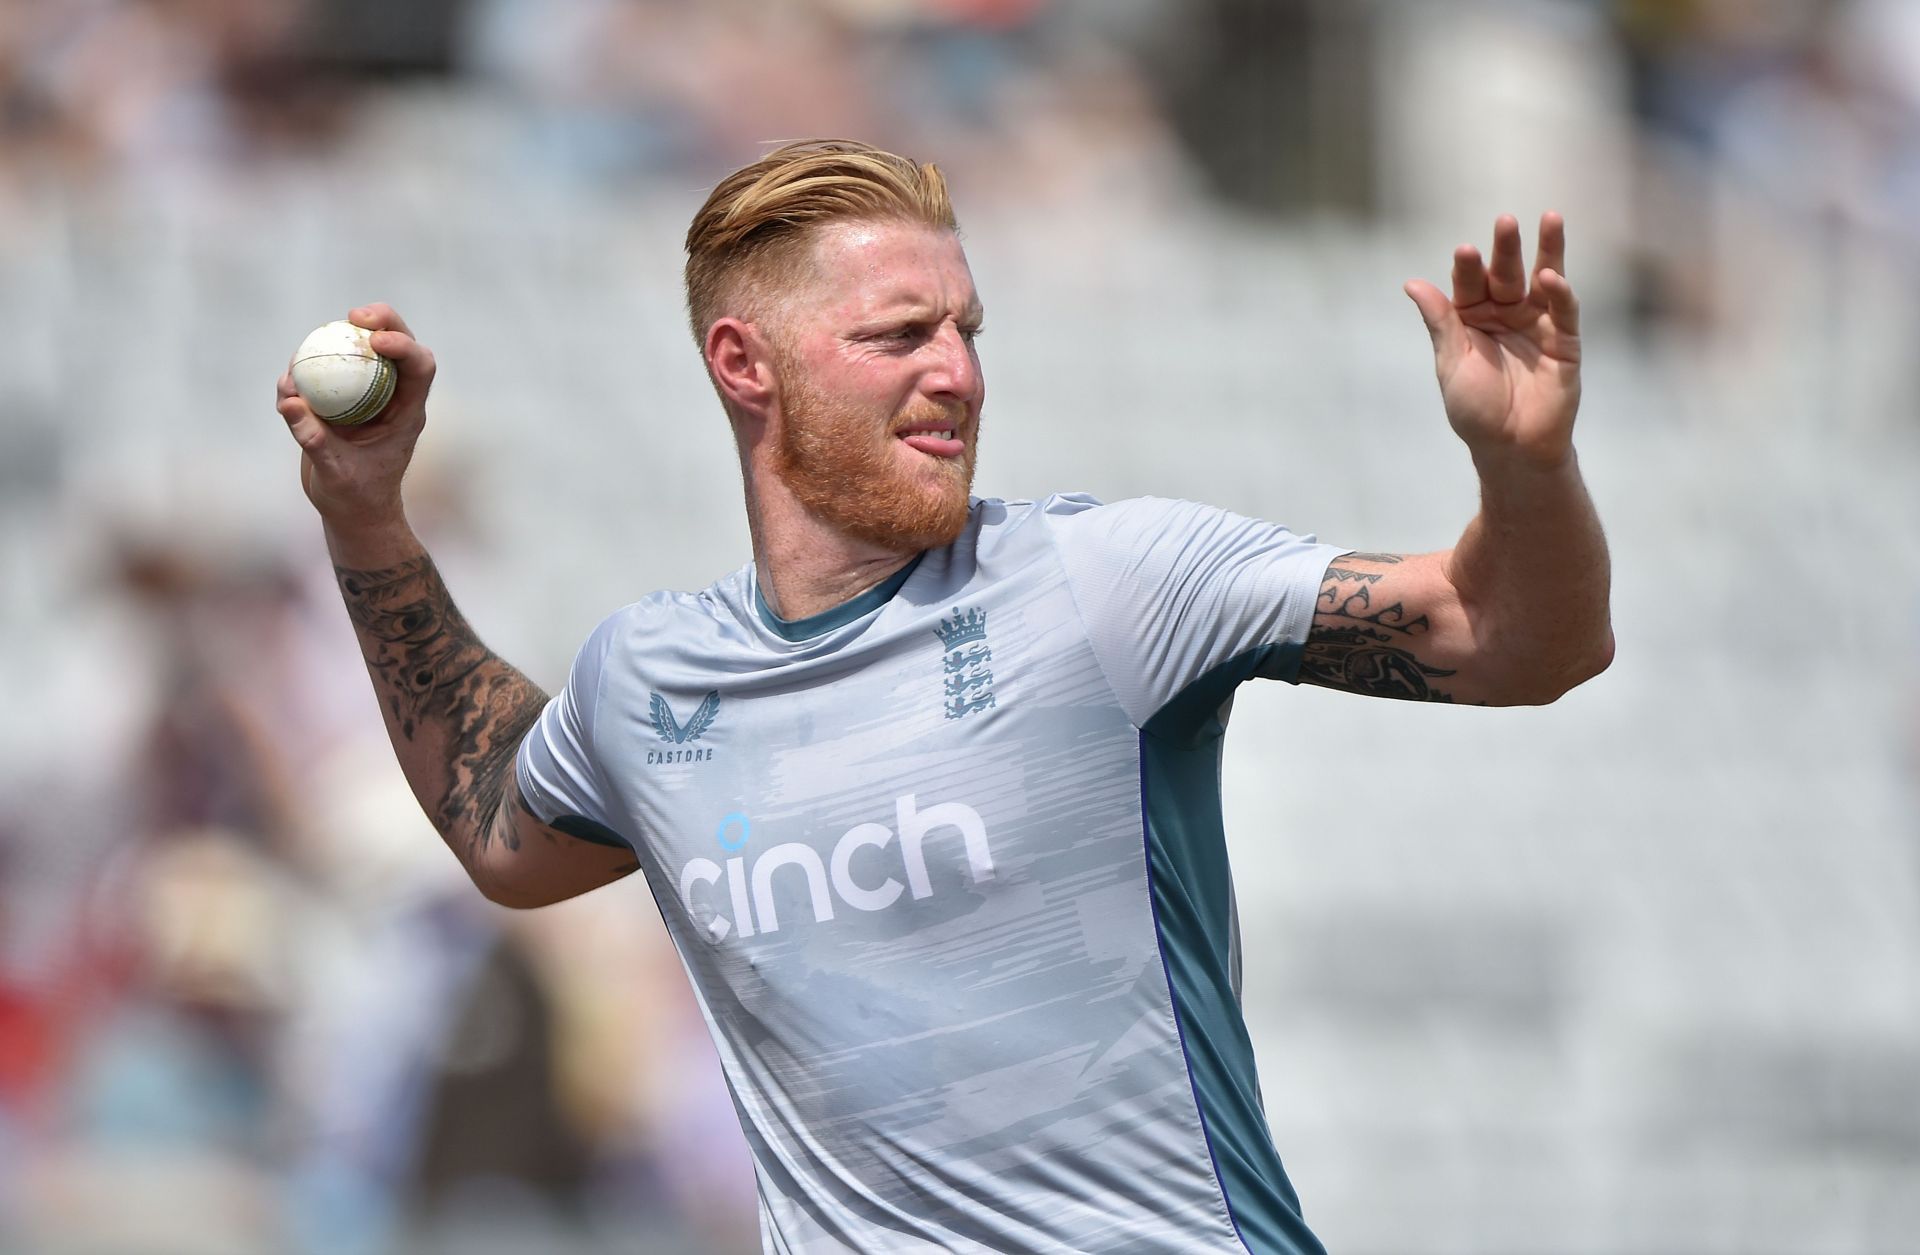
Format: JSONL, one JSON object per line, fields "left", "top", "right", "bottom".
{"left": 684, "top": 139, "right": 957, "bottom": 347}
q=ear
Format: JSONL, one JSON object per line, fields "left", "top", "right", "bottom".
{"left": 705, "top": 317, "right": 777, "bottom": 418}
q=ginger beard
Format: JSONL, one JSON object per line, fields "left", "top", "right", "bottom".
{"left": 771, "top": 353, "right": 978, "bottom": 552}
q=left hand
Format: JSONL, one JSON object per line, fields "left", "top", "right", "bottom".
{"left": 1406, "top": 213, "right": 1581, "bottom": 469}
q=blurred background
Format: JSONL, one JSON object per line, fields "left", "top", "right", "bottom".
{"left": 2, "top": 0, "right": 1918, "bottom": 1251}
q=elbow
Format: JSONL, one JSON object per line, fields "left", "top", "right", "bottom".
{"left": 1568, "top": 626, "right": 1617, "bottom": 693}
{"left": 1504, "top": 628, "right": 1616, "bottom": 706}
{"left": 467, "top": 858, "right": 558, "bottom": 911}
{"left": 1590, "top": 627, "right": 1618, "bottom": 681}
{"left": 474, "top": 880, "right": 549, "bottom": 910}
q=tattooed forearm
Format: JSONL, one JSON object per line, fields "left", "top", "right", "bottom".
{"left": 335, "top": 559, "right": 488, "bottom": 736}
{"left": 335, "top": 556, "right": 547, "bottom": 849}
{"left": 1301, "top": 558, "right": 1462, "bottom": 702}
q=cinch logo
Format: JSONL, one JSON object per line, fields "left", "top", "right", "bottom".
{"left": 677, "top": 794, "right": 994, "bottom": 944}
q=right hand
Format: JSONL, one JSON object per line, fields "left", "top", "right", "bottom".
{"left": 277, "top": 303, "right": 436, "bottom": 531}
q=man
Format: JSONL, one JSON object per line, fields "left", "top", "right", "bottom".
{"left": 277, "top": 140, "right": 1610, "bottom": 1253}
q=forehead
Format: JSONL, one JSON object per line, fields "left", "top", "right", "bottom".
{"left": 793, "top": 220, "right": 980, "bottom": 320}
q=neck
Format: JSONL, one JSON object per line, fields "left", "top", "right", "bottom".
{"left": 742, "top": 459, "right": 920, "bottom": 622}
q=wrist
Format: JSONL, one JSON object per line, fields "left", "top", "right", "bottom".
{"left": 323, "top": 511, "right": 422, "bottom": 570}
{"left": 1468, "top": 438, "right": 1578, "bottom": 480}
{"left": 1469, "top": 445, "right": 1590, "bottom": 522}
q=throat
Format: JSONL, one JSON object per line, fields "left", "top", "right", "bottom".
{"left": 757, "top": 552, "right": 923, "bottom": 629}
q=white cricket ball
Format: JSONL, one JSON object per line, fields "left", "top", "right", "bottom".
{"left": 290, "top": 321, "right": 397, "bottom": 426}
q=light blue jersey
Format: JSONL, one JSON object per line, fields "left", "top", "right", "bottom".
{"left": 516, "top": 494, "right": 1343, "bottom": 1253}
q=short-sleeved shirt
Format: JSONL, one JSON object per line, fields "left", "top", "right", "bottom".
{"left": 516, "top": 494, "right": 1343, "bottom": 1254}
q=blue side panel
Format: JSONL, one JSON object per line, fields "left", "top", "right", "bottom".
{"left": 1139, "top": 646, "right": 1327, "bottom": 1255}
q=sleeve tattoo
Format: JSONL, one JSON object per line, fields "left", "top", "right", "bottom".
{"left": 334, "top": 556, "right": 548, "bottom": 861}
{"left": 1300, "top": 553, "right": 1462, "bottom": 702}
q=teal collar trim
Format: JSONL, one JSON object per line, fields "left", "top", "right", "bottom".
{"left": 754, "top": 553, "right": 924, "bottom": 642}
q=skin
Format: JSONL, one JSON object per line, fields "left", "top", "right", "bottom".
{"left": 704, "top": 220, "right": 986, "bottom": 619}
{"left": 276, "top": 212, "right": 1609, "bottom": 908}
{"left": 277, "top": 309, "right": 634, "bottom": 908}
{"left": 1301, "top": 212, "right": 1613, "bottom": 705}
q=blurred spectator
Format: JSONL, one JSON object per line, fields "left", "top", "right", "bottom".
{"left": 0, "top": 0, "right": 458, "bottom": 204}
{"left": 462, "top": 0, "right": 880, "bottom": 180}
{"left": 1143, "top": 0, "right": 1376, "bottom": 217}
{"left": 1614, "top": 0, "right": 1920, "bottom": 344}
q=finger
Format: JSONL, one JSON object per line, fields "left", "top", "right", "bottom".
{"left": 277, "top": 390, "right": 335, "bottom": 456}
{"left": 347, "top": 303, "right": 413, "bottom": 338}
{"left": 276, "top": 370, "right": 298, "bottom": 401}
{"left": 1537, "top": 268, "right": 1581, "bottom": 336}
{"left": 1406, "top": 279, "right": 1467, "bottom": 360}
{"left": 1531, "top": 211, "right": 1566, "bottom": 287}
{"left": 1451, "top": 245, "right": 1490, "bottom": 308}
{"left": 340, "top": 302, "right": 433, "bottom": 424}
{"left": 1486, "top": 214, "right": 1527, "bottom": 303}
{"left": 368, "top": 330, "right": 436, "bottom": 420}
{"left": 342, "top": 305, "right": 430, "bottom": 425}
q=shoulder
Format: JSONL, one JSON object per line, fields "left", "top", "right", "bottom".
{"left": 967, "top": 492, "right": 1102, "bottom": 531}
{"left": 935, "top": 493, "right": 1099, "bottom": 564}
{"left": 966, "top": 491, "right": 1122, "bottom": 541}
{"left": 1039, "top": 494, "right": 1262, "bottom": 553}
{"left": 956, "top": 492, "right": 1204, "bottom": 576}
{"left": 588, "top": 587, "right": 696, "bottom": 643}
{"left": 962, "top": 494, "right": 1296, "bottom": 566}
{"left": 580, "top": 575, "right": 749, "bottom": 671}
{"left": 1042, "top": 496, "right": 1338, "bottom": 605}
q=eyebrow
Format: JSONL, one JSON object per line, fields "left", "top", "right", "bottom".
{"left": 865, "top": 301, "right": 985, "bottom": 325}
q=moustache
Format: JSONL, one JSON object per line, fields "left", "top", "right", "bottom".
{"left": 890, "top": 401, "right": 971, "bottom": 436}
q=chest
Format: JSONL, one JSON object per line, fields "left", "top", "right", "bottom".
{"left": 603, "top": 583, "right": 1135, "bottom": 952}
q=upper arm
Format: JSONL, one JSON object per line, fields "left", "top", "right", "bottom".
{"left": 470, "top": 782, "right": 640, "bottom": 910}
{"left": 1053, "top": 496, "right": 1343, "bottom": 726}
{"left": 1300, "top": 550, "right": 1492, "bottom": 703}
{"left": 473, "top": 613, "right": 644, "bottom": 908}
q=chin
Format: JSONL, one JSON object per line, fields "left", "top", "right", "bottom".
{"left": 772, "top": 391, "right": 979, "bottom": 550}
{"left": 840, "top": 478, "right": 972, "bottom": 551}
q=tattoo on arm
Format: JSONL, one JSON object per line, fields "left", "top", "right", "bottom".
{"left": 1301, "top": 556, "right": 1462, "bottom": 702}
{"left": 334, "top": 557, "right": 546, "bottom": 860}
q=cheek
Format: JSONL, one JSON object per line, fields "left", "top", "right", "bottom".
{"left": 835, "top": 376, "right": 917, "bottom": 427}
{"left": 788, "top": 345, "right": 923, "bottom": 426}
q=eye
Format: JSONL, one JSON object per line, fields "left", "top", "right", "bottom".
{"left": 960, "top": 325, "right": 985, "bottom": 345}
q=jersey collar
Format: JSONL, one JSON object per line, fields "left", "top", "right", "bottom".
{"left": 752, "top": 553, "right": 925, "bottom": 642}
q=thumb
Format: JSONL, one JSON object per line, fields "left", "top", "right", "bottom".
{"left": 1404, "top": 279, "right": 1463, "bottom": 359}
{"left": 277, "top": 369, "right": 331, "bottom": 448}
{"left": 278, "top": 389, "right": 336, "bottom": 459}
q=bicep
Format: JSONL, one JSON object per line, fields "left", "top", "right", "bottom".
{"left": 471, "top": 782, "right": 641, "bottom": 909}
{"left": 1300, "top": 550, "right": 1487, "bottom": 704}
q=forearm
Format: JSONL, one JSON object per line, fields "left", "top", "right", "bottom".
{"left": 327, "top": 519, "right": 546, "bottom": 889}
{"left": 1444, "top": 449, "right": 1614, "bottom": 702}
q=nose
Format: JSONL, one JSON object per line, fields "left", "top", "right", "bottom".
{"left": 923, "top": 322, "right": 983, "bottom": 408}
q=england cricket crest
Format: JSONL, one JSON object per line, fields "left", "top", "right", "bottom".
{"left": 935, "top": 606, "right": 995, "bottom": 720}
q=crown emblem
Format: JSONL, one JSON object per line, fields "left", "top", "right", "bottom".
{"left": 935, "top": 606, "right": 988, "bottom": 651}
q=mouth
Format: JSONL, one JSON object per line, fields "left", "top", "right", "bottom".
{"left": 896, "top": 425, "right": 965, "bottom": 459}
